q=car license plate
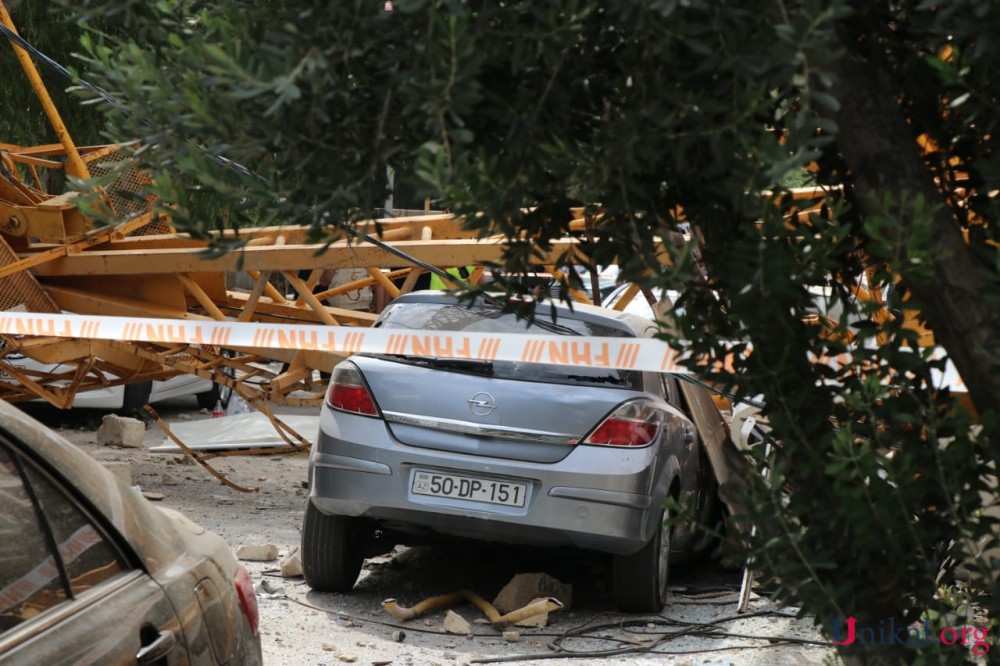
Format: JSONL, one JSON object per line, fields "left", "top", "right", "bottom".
{"left": 411, "top": 470, "right": 527, "bottom": 507}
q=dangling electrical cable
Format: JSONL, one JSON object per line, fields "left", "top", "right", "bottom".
{"left": 0, "top": 19, "right": 264, "bottom": 182}
{"left": 0, "top": 20, "right": 468, "bottom": 286}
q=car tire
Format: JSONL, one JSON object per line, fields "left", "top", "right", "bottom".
{"left": 301, "top": 501, "right": 365, "bottom": 592}
{"left": 196, "top": 384, "right": 220, "bottom": 410}
{"left": 121, "top": 381, "right": 153, "bottom": 414}
{"left": 612, "top": 512, "right": 672, "bottom": 613}
{"left": 217, "top": 379, "right": 233, "bottom": 409}
{"left": 212, "top": 349, "right": 237, "bottom": 409}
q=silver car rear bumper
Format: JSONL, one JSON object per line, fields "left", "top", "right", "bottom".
{"left": 308, "top": 411, "right": 669, "bottom": 556}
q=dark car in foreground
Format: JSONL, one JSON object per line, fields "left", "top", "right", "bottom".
{"left": 0, "top": 400, "right": 261, "bottom": 665}
{"left": 302, "top": 292, "right": 721, "bottom": 612}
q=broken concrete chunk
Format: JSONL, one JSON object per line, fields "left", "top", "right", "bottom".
{"left": 279, "top": 549, "right": 303, "bottom": 577}
{"left": 492, "top": 573, "right": 573, "bottom": 614}
{"left": 97, "top": 414, "right": 145, "bottom": 449}
{"left": 236, "top": 543, "right": 279, "bottom": 561}
{"left": 502, "top": 630, "right": 521, "bottom": 642}
{"left": 161, "top": 471, "right": 182, "bottom": 486}
{"left": 442, "top": 610, "right": 472, "bottom": 635}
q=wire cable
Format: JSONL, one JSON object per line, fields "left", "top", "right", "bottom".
{"left": 0, "top": 22, "right": 466, "bottom": 283}
{"left": 0, "top": 21, "right": 262, "bottom": 181}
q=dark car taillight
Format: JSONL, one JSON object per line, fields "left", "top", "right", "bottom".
{"left": 326, "top": 362, "right": 381, "bottom": 417}
{"left": 582, "top": 399, "right": 663, "bottom": 447}
{"left": 234, "top": 565, "right": 259, "bottom": 636}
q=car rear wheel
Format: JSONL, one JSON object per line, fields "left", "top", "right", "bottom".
{"left": 196, "top": 384, "right": 220, "bottom": 410}
{"left": 301, "top": 502, "right": 365, "bottom": 592}
{"left": 612, "top": 512, "right": 672, "bottom": 613}
{"left": 121, "top": 381, "right": 152, "bottom": 414}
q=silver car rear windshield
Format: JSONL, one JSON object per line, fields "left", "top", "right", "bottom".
{"left": 373, "top": 302, "right": 642, "bottom": 389}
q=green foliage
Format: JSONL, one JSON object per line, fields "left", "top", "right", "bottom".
{"left": 30, "top": 1, "right": 1000, "bottom": 663}
{"left": 0, "top": 1, "right": 106, "bottom": 147}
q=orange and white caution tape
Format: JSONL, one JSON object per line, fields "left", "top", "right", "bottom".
{"left": 0, "top": 311, "right": 966, "bottom": 391}
{"left": 0, "top": 311, "right": 687, "bottom": 372}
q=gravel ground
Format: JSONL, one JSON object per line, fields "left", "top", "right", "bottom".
{"left": 22, "top": 398, "right": 839, "bottom": 666}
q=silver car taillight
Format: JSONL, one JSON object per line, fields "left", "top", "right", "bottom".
{"left": 326, "top": 362, "right": 381, "bottom": 417}
{"left": 582, "top": 399, "right": 663, "bottom": 447}
{"left": 233, "top": 564, "right": 260, "bottom": 636}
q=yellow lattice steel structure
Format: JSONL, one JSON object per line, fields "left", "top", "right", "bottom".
{"left": 0, "top": 6, "right": 949, "bottom": 421}
{"left": 0, "top": 148, "right": 602, "bottom": 411}
{"left": 0, "top": 3, "right": 624, "bottom": 415}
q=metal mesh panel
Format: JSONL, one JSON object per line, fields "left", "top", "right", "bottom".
{"left": 0, "top": 235, "right": 59, "bottom": 313}
{"left": 84, "top": 149, "right": 173, "bottom": 236}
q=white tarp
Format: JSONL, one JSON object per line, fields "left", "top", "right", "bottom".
{"left": 151, "top": 412, "right": 319, "bottom": 452}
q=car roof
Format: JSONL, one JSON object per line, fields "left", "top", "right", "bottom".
{"left": 390, "top": 290, "right": 658, "bottom": 337}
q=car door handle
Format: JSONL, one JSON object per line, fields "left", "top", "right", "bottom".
{"left": 136, "top": 629, "right": 176, "bottom": 664}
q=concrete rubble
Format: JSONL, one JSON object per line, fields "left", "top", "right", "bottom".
{"left": 279, "top": 547, "right": 303, "bottom": 577}
{"left": 161, "top": 471, "right": 182, "bottom": 485}
{"left": 97, "top": 414, "right": 145, "bottom": 448}
{"left": 236, "top": 543, "right": 279, "bottom": 561}
{"left": 492, "top": 572, "right": 572, "bottom": 627}
{"left": 442, "top": 610, "right": 472, "bottom": 636}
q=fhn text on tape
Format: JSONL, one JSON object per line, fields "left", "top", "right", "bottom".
{"left": 0, "top": 312, "right": 689, "bottom": 374}
{"left": 0, "top": 313, "right": 965, "bottom": 390}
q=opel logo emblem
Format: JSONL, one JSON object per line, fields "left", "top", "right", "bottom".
{"left": 467, "top": 391, "right": 496, "bottom": 416}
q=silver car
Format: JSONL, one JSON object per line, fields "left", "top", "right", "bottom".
{"left": 0, "top": 400, "right": 262, "bottom": 664}
{"left": 302, "top": 292, "right": 720, "bottom": 612}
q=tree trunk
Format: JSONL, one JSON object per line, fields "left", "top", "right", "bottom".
{"left": 828, "top": 50, "right": 1000, "bottom": 438}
